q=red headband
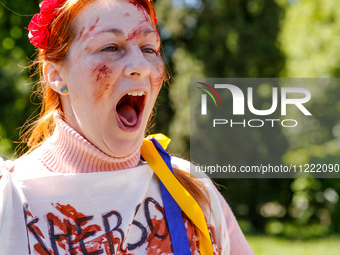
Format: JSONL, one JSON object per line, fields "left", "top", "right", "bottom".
{"left": 28, "top": 0, "right": 158, "bottom": 49}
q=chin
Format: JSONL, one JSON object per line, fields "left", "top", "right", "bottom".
{"left": 102, "top": 132, "right": 144, "bottom": 158}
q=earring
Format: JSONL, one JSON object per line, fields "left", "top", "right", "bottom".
{"left": 60, "top": 87, "right": 67, "bottom": 94}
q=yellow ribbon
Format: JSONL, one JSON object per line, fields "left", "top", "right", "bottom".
{"left": 141, "top": 133, "right": 213, "bottom": 255}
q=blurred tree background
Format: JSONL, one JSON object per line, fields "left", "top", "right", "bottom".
{"left": 1, "top": 0, "right": 340, "bottom": 241}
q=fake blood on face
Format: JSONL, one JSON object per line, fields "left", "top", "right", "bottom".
{"left": 91, "top": 63, "right": 114, "bottom": 102}
{"left": 128, "top": 0, "right": 152, "bottom": 26}
{"left": 152, "top": 63, "right": 165, "bottom": 89}
{"left": 78, "top": 27, "right": 85, "bottom": 40}
{"left": 126, "top": 26, "right": 147, "bottom": 41}
{"left": 94, "top": 64, "right": 112, "bottom": 82}
{"left": 128, "top": 0, "right": 144, "bottom": 13}
{"left": 80, "top": 17, "right": 100, "bottom": 42}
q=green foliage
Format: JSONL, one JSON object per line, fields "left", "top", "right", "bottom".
{"left": 247, "top": 235, "right": 340, "bottom": 255}
{"left": 156, "top": 0, "right": 285, "bottom": 158}
{"left": 279, "top": 0, "right": 340, "bottom": 235}
{"left": 280, "top": 0, "right": 340, "bottom": 77}
{"left": 155, "top": 0, "right": 340, "bottom": 237}
{"left": 156, "top": 0, "right": 289, "bottom": 234}
{"left": 0, "top": 0, "right": 40, "bottom": 157}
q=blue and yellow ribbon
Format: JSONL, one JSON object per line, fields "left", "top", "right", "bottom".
{"left": 141, "top": 134, "right": 213, "bottom": 255}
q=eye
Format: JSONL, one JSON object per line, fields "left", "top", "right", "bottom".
{"left": 101, "top": 45, "right": 119, "bottom": 52}
{"left": 142, "top": 47, "right": 159, "bottom": 55}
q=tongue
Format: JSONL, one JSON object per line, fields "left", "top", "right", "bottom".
{"left": 117, "top": 104, "right": 138, "bottom": 126}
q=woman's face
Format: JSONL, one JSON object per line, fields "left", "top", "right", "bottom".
{"left": 57, "top": 0, "right": 164, "bottom": 157}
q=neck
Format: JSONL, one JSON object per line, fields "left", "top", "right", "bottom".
{"left": 38, "top": 114, "right": 141, "bottom": 173}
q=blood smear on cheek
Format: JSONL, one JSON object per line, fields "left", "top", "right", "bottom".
{"left": 91, "top": 63, "right": 115, "bottom": 102}
{"left": 94, "top": 64, "right": 112, "bottom": 82}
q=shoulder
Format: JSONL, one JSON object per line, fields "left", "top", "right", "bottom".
{"left": 171, "top": 155, "right": 217, "bottom": 193}
{"left": 171, "top": 156, "right": 230, "bottom": 254}
{"left": 170, "top": 156, "right": 191, "bottom": 172}
{"left": 0, "top": 157, "right": 15, "bottom": 179}
{"left": 170, "top": 156, "right": 217, "bottom": 192}
{"left": 4, "top": 147, "right": 53, "bottom": 181}
{"left": 171, "top": 156, "right": 207, "bottom": 177}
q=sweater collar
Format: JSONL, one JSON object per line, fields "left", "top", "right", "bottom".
{"left": 39, "top": 114, "right": 141, "bottom": 173}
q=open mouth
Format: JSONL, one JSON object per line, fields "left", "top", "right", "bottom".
{"left": 116, "top": 91, "right": 146, "bottom": 129}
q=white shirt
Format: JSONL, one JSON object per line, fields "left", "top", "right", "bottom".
{"left": 0, "top": 157, "right": 230, "bottom": 254}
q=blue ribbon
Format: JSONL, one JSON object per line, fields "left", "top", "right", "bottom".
{"left": 143, "top": 138, "right": 191, "bottom": 255}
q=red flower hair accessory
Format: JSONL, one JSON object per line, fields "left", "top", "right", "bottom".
{"left": 28, "top": 0, "right": 158, "bottom": 49}
{"left": 28, "top": 0, "right": 66, "bottom": 49}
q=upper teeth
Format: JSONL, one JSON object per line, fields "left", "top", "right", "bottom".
{"left": 127, "top": 91, "right": 145, "bottom": 96}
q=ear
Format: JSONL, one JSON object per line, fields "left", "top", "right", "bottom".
{"left": 43, "top": 62, "right": 67, "bottom": 95}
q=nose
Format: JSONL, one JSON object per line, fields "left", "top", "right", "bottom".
{"left": 123, "top": 46, "right": 150, "bottom": 78}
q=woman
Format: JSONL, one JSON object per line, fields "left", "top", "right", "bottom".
{"left": 0, "top": 0, "right": 254, "bottom": 254}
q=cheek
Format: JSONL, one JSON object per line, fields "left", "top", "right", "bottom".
{"left": 152, "top": 59, "right": 165, "bottom": 90}
{"left": 90, "top": 62, "right": 116, "bottom": 102}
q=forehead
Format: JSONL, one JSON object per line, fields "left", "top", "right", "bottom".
{"left": 74, "top": 0, "right": 152, "bottom": 34}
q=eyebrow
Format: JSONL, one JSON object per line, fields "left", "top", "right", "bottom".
{"left": 140, "top": 28, "right": 158, "bottom": 37}
{"left": 100, "top": 28, "right": 125, "bottom": 36}
{"left": 100, "top": 28, "right": 158, "bottom": 37}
